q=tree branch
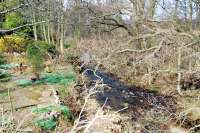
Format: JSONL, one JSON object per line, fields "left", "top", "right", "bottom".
{"left": 0, "top": 21, "right": 46, "bottom": 36}
{"left": 0, "top": 3, "right": 29, "bottom": 15}
{"left": 116, "top": 46, "right": 158, "bottom": 54}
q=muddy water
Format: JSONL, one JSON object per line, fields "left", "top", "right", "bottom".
{"left": 83, "top": 66, "right": 176, "bottom": 119}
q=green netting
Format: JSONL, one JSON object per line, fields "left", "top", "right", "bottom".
{"left": 32, "top": 105, "right": 72, "bottom": 130}
{"left": 0, "top": 63, "right": 19, "bottom": 69}
{"left": 0, "top": 69, "right": 11, "bottom": 82}
{"left": 0, "top": 54, "right": 6, "bottom": 65}
{"left": 17, "top": 79, "right": 32, "bottom": 86}
{"left": 17, "top": 71, "right": 76, "bottom": 87}
{"left": 57, "top": 105, "right": 73, "bottom": 119}
{"left": 0, "top": 92, "right": 8, "bottom": 98}
{"left": 42, "top": 72, "right": 76, "bottom": 84}
{"left": 34, "top": 117, "right": 57, "bottom": 130}
{"left": 32, "top": 105, "right": 54, "bottom": 114}
{"left": 32, "top": 105, "right": 72, "bottom": 119}
{"left": 0, "top": 69, "right": 6, "bottom": 76}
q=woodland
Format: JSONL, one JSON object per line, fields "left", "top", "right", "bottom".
{"left": 0, "top": 0, "right": 200, "bottom": 132}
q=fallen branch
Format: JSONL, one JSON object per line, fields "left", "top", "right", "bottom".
{"left": 184, "top": 40, "right": 199, "bottom": 47}
{"left": 130, "top": 28, "right": 194, "bottom": 42}
{"left": 2, "top": 103, "right": 40, "bottom": 113}
{"left": 116, "top": 46, "right": 158, "bottom": 54}
{"left": 83, "top": 98, "right": 108, "bottom": 133}
{"left": 0, "top": 21, "right": 46, "bottom": 36}
{"left": 131, "top": 29, "right": 172, "bottom": 41}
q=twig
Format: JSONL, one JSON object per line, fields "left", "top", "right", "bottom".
{"left": 70, "top": 86, "right": 98, "bottom": 133}
{"left": 189, "top": 124, "right": 200, "bottom": 132}
{"left": 83, "top": 98, "right": 108, "bottom": 133}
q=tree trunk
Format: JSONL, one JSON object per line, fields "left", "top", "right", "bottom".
{"left": 189, "top": 0, "right": 193, "bottom": 31}
{"left": 32, "top": 12, "right": 38, "bottom": 41}
{"left": 60, "top": 21, "right": 64, "bottom": 54}
{"left": 42, "top": 23, "right": 48, "bottom": 42}
{"left": 174, "top": 0, "right": 179, "bottom": 21}
{"left": 60, "top": 0, "right": 64, "bottom": 54}
{"left": 183, "top": 0, "right": 187, "bottom": 22}
{"left": 177, "top": 47, "right": 182, "bottom": 95}
{"left": 147, "top": 0, "right": 156, "bottom": 19}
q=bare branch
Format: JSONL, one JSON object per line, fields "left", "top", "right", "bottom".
{"left": 0, "top": 3, "right": 29, "bottom": 15}
{"left": 0, "top": 21, "right": 46, "bottom": 36}
{"left": 116, "top": 46, "right": 158, "bottom": 54}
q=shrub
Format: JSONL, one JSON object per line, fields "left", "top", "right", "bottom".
{"left": 3, "top": 12, "right": 25, "bottom": 29}
{"left": 26, "top": 41, "right": 57, "bottom": 80}
{"left": 26, "top": 42, "right": 45, "bottom": 80}
{"left": 0, "top": 35, "right": 27, "bottom": 53}
{"left": 0, "top": 39, "right": 6, "bottom": 53}
{"left": 30, "top": 40, "right": 59, "bottom": 59}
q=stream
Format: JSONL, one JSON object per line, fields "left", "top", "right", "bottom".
{"left": 82, "top": 66, "right": 176, "bottom": 119}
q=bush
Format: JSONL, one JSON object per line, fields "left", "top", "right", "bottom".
{"left": 30, "top": 40, "right": 59, "bottom": 58}
{"left": 26, "top": 41, "right": 58, "bottom": 79}
{"left": 38, "top": 41, "right": 59, "bottom": 59}
{"left": 3, "top": 12, "right": 25, "bottom": 29}
{"left": 0, "top": 35, "right": 27, "bottom": 53}
{"left": 26, "top": 42, "right": 46, "bottom": 80}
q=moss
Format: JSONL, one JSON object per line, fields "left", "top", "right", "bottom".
{"left": 149, "top": 84, "right": 160, "bottom": 93}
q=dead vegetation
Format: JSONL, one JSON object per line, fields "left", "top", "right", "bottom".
{"left": 1, "top": 0, "right": 200, "bottom": 132}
